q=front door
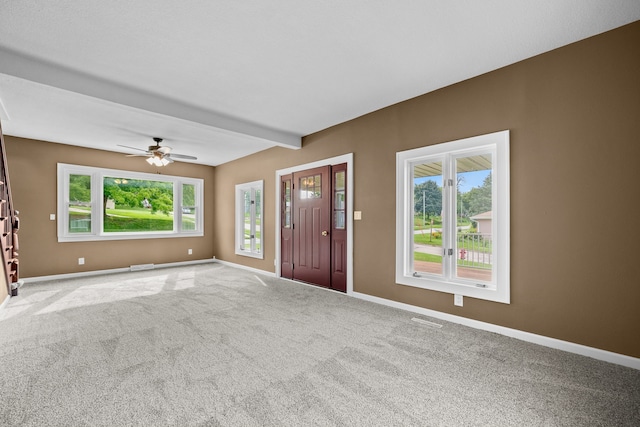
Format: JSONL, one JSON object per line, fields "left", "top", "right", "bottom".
{"left": 281, "top": 164, "right": 348, "bottom": 291}
{"left": 292, "top": 166, "right": 331, "bottom": 287}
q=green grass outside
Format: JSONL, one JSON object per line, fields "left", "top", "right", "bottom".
{"left": 414, "top": 232, "right": 492, "bottom": 254}
{"left": 104, "top": 216, "right": 173, "bottom": 232}
{"left": 414, "top": 232, "right": 443, "bottom": 246}
{"left": 413, "top": 215, "right": 471, "bottom": 229}
{"left": 458, "top": 236, "right": 492, "bottom": 253}
{"left": 414, "top": 216, "right": 442, "bottom": 229}
{"left": 243, "top": 230, "right": 262, "bottom": 251}
{"left": 70, "top": 207, "right": 196, "bottom": 232}
{"left": 106, "top": 207, "right": 168, "bottom": 219}
{"left": 414, "top": 252, "right": 442, "bottom": 263}
{"left": 106, "top": 208, "right": 172, "bottom": 232}
{"left": 244, "top": 214, "right": 261, "bottom": 225}
{"left": 414, "top": 251, "right": 491, "bottom": 269}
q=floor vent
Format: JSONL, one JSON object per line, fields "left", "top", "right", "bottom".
{"left": 130, "top": 263, "right": 155, "bottom": 271}
{"left": 411, "top": 317, "right": 443, "bottom": 328}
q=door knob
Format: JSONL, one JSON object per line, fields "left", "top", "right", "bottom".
{"left": 321, "top": 230, "right": 328, "bottom": 236}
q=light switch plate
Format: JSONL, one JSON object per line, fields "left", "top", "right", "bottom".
{"left": 50, "top": 214, "right": 56, "bottom": 220}
{"left": 354, "top": 211, "right": 362, "bottom": 220}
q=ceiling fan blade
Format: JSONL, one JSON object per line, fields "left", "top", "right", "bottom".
{"left": 117, "top": 144, "right": 148, "bottom": 152}
{"left": 169, "top": 153, "right": 198, "bottom": 160}
{"left": 125, "top": 154, "right": 149, "bottom": 157}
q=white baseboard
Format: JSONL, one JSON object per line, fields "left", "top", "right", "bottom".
{"left": 213, "top": 259, "right": 277, "bottom": 277}
{"left": 22, "top": 258, "right": 217, "bottom": 283}
{"left": 353, "top": 292, "right": 640, "bottom": 370}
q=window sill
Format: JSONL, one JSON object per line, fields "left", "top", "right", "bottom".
{"left": 396, "top": 273, "right": 509, "bottom": 304}
{"left": 235, "top": 250, "right": 264, "bottom": 259}
{"left": 58, "top": 230, "right": 204, "bottom": 243}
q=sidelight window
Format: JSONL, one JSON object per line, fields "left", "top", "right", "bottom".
{"left": 333, "top": 170, "right": 346, "bottom": 229}
{"left": 282, "top": 178, "right": 291, "bottom": 228}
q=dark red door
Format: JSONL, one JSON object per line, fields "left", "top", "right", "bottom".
{"left": 292, "top": 166, "right": 331, "bottom": 287}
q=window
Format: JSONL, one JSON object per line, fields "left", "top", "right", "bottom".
{"left": 396, "top": 130, "right": 510, "bottom": 303}
{"left": 299, "top": 174, "right": 322, "bottom": 199}
{"left": 333, "top": 170, "right": 346, "bottom": 229}
{"left": 235, "top": 180, "right": 263, "bottom": 258}
{"left": 58, "top": 164, "right": 203, "bottom": 242}
{"left": 181, "top": 183, "right": 197, "bottom": 231}
{"left": 282, "top": 178, "right": 291, "bottom": 228}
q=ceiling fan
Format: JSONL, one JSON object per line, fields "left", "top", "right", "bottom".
{"left": 118, "top": 137, "right": 198, "bottom": 166}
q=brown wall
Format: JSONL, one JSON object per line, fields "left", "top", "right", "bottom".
{"left": 214, "top": 22, "right": 640, "bottom": 358}
{"left": 5, "top": 137, "right": 215, "bottom": 277}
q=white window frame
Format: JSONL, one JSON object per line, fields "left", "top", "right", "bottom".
{"left": 396, "top": 130, "right": 510, "bottom": 304}
{"left": 57, "top": 163, "right": 204, "bottom": 242}
{"left": 235, "top": 180, "right": 264, "bottom": 259}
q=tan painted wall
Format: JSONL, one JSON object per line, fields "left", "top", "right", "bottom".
{"left": 214, "top": 22, "right": 640, "bottom": 357}
{"left": 5, "top": 137, "right": 215, "bottom": 277}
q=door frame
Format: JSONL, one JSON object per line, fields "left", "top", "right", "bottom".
{"left": 275, "top": 153, "right": 354, "bottom": 294}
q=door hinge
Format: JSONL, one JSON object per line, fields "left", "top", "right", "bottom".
{"left": 250, "top": 235, "right": 255, "bottom": 239}
{"left": 251, "top": 200, "right": 255, "bottom": 205}
{"left": 447, "top": 179, "right": 454, "bottom": 187}
{"left": 448, "top": 248, "right": 453, "bottom": 256}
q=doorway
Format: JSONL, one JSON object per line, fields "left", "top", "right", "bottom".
{"left": 278, "top": 157, "right": 351, "bottom": 293}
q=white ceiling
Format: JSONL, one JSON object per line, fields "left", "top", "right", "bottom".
{"left": 0, "top": 1, "right": 639, "bottom": 166}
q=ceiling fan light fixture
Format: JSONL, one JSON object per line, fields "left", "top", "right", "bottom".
{"left": 120, "top": 137, "right": 196, "bottom": 166}
{"left": 146, "top": 155, "right": 166, "bottom": 167}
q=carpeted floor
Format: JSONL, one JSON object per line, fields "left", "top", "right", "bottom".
{"left": 0, "top": 263, "right": 638, "bottom": 426}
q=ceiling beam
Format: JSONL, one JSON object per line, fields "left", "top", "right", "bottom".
{"left": 0, "top": 47, "right": 301, "bottom": 149}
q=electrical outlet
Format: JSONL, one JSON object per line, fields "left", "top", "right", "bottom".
{"left": 78, "top": 257, "right": 85, "bottom": 265}
{"left": 188, "top": 249, "right": 192, "bottom": 255}
{"left": 454, "top": 294, "right": 463, "bottom": 307}
{"left": 50, "top": 214, "right": 56, "bottom": 220}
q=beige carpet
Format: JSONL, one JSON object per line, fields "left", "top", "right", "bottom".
{"left": 1, "top": 263, "right": 638, "bottom": 426}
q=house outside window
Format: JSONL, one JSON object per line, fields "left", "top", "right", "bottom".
{"left": 395, "top": 130, "right": 510, "bottom": 303}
